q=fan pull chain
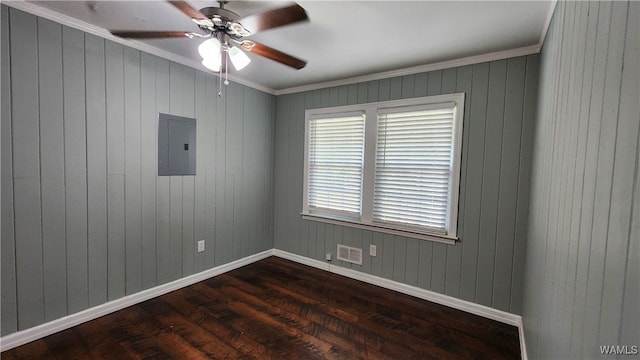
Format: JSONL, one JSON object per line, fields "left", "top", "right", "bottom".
{"left": 224, "top": 50, "right": 229, "bottom": 86}
{"left": 218, "top": 50, "right": 223, "bottom": 97}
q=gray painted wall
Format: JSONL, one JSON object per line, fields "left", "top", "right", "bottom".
{"left": 274, "top": 54, "right": 539, "bottom": 314}
{"left": 1, "top": 6, "right": 275, "bottom": 335}
{"left": 522, "top": 1, "right": 639, "bottom": 359}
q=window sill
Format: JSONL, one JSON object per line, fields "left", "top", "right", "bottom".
{"left": 301, "top": 213, "right": 458, "bottom": 245}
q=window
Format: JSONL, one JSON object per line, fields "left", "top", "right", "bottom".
{"left": 306, "top": 112, "right": 365, "bottom": 217}
{"left": 303, "top": 94, "right": 464, "bottom": 244}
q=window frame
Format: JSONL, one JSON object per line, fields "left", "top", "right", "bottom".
{"left": 302, "top": 93, "right": 465, "bottom": 244}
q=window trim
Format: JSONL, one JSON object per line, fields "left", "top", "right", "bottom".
{"left": 302, "top": 93, "right": 465, "bottom": 244}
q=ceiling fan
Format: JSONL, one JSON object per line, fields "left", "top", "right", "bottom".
{"left": 110, "top": 1, "right": 308, "bottom": 75}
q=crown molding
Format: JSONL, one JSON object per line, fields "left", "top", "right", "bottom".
{"left": 539, "top": 0, "right": 557, "bottom": 49}
{"left": 275, "top": 44, "right": 541, "bottom": 95}
{"left": 274, "top": 0, "right": 556, "bottom": 96}
{"left": 2, "top": 0, "right": 276, "bottom": 95}
{"left": 3, "top": 0, "right": 554, "bottom": 98}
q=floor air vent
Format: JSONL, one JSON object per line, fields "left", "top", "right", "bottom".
{"left": 337, "top": 244, "right": 363, "bottom": 265}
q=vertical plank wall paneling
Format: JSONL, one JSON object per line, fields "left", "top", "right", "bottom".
{"left": 274, "top": 54, "right": 540, "bottom": 314}
{"left": 62, "top": 26, "right": 90, "bottom": 314}
{"left": 105, "top": 40, "right": 126, "bottom": 301}
{"left": 0, "top": 7, "right": 275, "bottom": 335}
{"left": 37, "top": 18, "right": 67, "bottom": 321}
{"left": 522, "top": 1, "right": 639, "bottom": 359}
{"left": 140, "top": 52, "right": 157, "bottom": 288}
{"left": 8, "top": 8, "right": 45, "bottom": 330}
{"left": 124, "top": 47, "right": 143, "bottom": 295}
{"left": 1, "top": 5, "right": 17, "bottom": 335}
{"left": 85, "top": 33, "right": 109, "bottom": 306}
{"left": 193, "top": 67, "right": 207, "bottom": 274}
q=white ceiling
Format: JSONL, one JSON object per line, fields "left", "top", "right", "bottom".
{"left": 16, "top": 1, "right": 554, "bottom": 92}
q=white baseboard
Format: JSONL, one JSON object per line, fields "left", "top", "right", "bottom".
{"left": 519, "top": 319, "right": 529, "bottom": 360}
{"left": 0, "top": 250, "right": 272, "bottom": 352}
{"left": 1, "top": 248, "right": 528, "bottom": 359}
{"left": 272, "top": 249, "right": 528, "bottom": 359}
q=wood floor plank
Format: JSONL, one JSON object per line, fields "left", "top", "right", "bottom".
{"left": 163, "top": 289, "right": 270, "bottom": 359}
{"left": 212, "top": 271, "right": 420, "bottom": 358}
{"left": 139, "top": 299, "right": 249, "bottom": 360}
{"left": 235, "top": 260, "right": 516, "bottom": 358}
{"left": 256, "top": 257, "right": 519, "bottom": 353}
{"left": 2, "top": 257, "right": 521, "bottom": 359}
{"left": 191, "top": 282, "right": 334, "bottom": 360}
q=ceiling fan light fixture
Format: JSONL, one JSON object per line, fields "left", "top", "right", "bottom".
{"left": 198, "top": 38, "right": 221, "bottom": 60}
{"left": 229, "top": 46, "right": 251, "bottom": 71}
{"left": 202, "top": 57, "right": 221, "bottom": 72}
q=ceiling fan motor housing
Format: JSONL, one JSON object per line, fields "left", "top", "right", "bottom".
{"left": 198, "top": 7, "right": 251, "bottom": 37}
{"left": 199, "top": 6, "right": 240, "bottom": 22}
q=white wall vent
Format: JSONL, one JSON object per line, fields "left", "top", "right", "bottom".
{"left": 336, "top": 244, "right": 363, "bottom": 265}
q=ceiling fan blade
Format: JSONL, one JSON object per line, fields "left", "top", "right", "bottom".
{"left": 167, "top": 1, "right": 213, "bottom": 27}
{"left": 110, "top": 31, "right": 193, "bottom": 39}
{"left": 247, "top": 41, "right": 306, "bottom": 70}
{"left": 239, "top": 4, "right": 308, "bottom": 35}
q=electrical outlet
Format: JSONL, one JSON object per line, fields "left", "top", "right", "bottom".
{"left": 369, "top": 244, "right": 377, "bottom": 256}
{"left": 326, "top": 252, "right": 332, "bottom": 261}
{"left": 197, "top": 240, "right": 205, "bottom": 252}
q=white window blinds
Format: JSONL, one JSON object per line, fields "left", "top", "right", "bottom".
{"left": 307, "top": 113, "right": 365, "bottom": 217}
{"left": 373, "top": 106, "right": 455, "bottom": 233}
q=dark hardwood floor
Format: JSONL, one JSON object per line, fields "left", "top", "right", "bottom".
{"left": 2, "top": 257, "right": 521, "bottom": 359}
